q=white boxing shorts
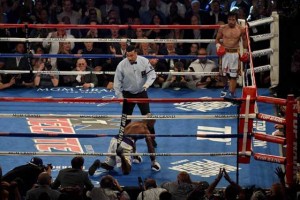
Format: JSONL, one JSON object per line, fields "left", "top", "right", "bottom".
{"left": 221, "top": 52, "right": 239, "bottom": 78}
{"left": 104, "top": 136, "right": 135, "bottom": 168}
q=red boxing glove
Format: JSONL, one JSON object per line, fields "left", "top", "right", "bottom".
{"left": 240, "top": 52, "right": 249, "bottom": 62}
{"left": 216, "top": 44, "right": 226, "bottom": 57}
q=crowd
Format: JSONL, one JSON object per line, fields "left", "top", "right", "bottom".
{"left": 0, "top": 156, "right": 298, "bottom": 200}
{"left": 0, "top": 0, "right": 276, "bottom": 90}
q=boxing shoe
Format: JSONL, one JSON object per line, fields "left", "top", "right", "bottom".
{"left": 132, "top": 156, "right": 143, "bottom": 164}
{"left": 151, "top": 160, "right": 161, "bottom": 171}
{"left": 220, "top": 89, "right": 227, "bottom": 98}
{"left": 88, "top": 159, "right": 101, "bottom": 176}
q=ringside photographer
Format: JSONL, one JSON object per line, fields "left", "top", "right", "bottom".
{"left": 34, "top": 59, "right": 59, "bottom": 88}
{"left": 1, "top": 157, "right": 52, "bottom": 198}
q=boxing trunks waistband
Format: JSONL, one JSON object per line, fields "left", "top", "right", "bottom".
{"left": 114, "top": 136, "right": 135, "bottom": 146}
{"left": 225, "top": 48, "right": 239, "bottom": 53}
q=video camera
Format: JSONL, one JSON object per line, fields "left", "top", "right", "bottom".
{"left": 43, "top": 163, "right": 53, "bottom": 171}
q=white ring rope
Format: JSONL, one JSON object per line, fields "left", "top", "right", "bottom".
{"left": 0, "top": 151, "right": 252, "bottom": 157}
{"left": 0, "top": 70, "right": 220, "bottom": 76}
{"left": 250, "top": 33, "right": 275, "bottom": 42}
{"left": 246, "top": 65, "right": 271, "bottom": 74}
{"left": 252, "top": 48, "right": 273, "bottom": 57}
{"left": 0, "top": 113, "right": 257, "bottom": 120}
{"left": 0, "top": 38, "right": 215, "bottom": 44}
{"left": 247, "top": 16, "right": 274, "bottom": 27}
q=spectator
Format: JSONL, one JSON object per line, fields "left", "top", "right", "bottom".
{"left": 77, "top": 39, "right": 109, "bottom": 88}
{"left": 0, "top": 180, "right": 21, "bottom": 200}
{"left": 64, "top": 58, "right": 98, "bottom": 89}
{"left": 205, "top": 168, "right": 244, "bottom": 200}
{"left": 0, "top": 75, "right": 16, "bottom": 90}
{"left": 159, "top": 191, "right": 172, "bottom": 200}
{"left": 79, "top": 0, "right": 102, "bottom": 24}
{"left": 2, "top": 157, "right": 51, "bottom": 198}
{"left": 162, "top": 61, "right": 189, "bottom": 90}
{"left": 56, "top": 41, "right": 76, "bottom": 86}
{"left": 56, "top": 0, "right": 81, "bottom": 24}
{"left": 88, "top": 175, "right": 130, "bottom": 200}
{"left": 2, "top": 42, "right": 34, "bottom": 88}
{"left": 42, "top": 22, "right": 75, "bottom": 67}
{"left": 99, "top": 0, "right": 120, "bottom": 24}
{"left": 161, "top": 171, "right": 197, "bottom": 200}
{"left": 51, "top": 156, "right": 94, "bottom": 200}
{"left": 186, "top": 48, "right": 217, "bottom": 89}
{"left": 148, "top": 50, "right": 168, "bottom": 88}
{"left": 145, "top": 14, "right": 168, "bottom": 39}
{"left": 186, "top": 43, "right": 199, "bottom": 67}
{"left": 137, "top": 178, "right": 167, "bottom": 200}
{"left": 159, "top": 41, "right": 183, "bottom": 71}
{"left": 229, "top": 0, "right": 250, "bottom": 17}
{"left": 34, "top": 59, "right": 59, "bottom": 88}
{"left": 166, "top": 0, "right": 186, "bottom": 19}
{"left": 140, "top": 0, "right": 166, "bottom": 25}
{"left": 26, "top": 172, "right": 61, "bottom": 200}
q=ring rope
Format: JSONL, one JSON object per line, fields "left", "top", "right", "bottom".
{"left": 256, "top": 113, "right": 285, "bottom": 124}
{"left": 246, "top": 65, "right": 271, "bottom": 74}
{"left": 0, "top": 151, "right": 249, "bottom": 157}
{"left": 0, "top": 37, "right": 215, "bottom": 43}
{"left": 0, "top": 70, "right": 220, "bottom": 76}
{"left": 252, "top": 48, "right": 273, "bottom": 57}
{"left": 247, "top": 16, "right": 274, "bottom": 27}
{"left": 0, "top": 53, "right": 219, "bottom": 59}
{"left": 0, "top": 133, "right": 246, "bottom": 139}
{"left": 0, "top": 113, "right": 257, "bottom": 120}
{"left": 0, "top": 23, "right": 221, "bottom": 30}
{"left": 250, "top": 33, "right": 274, "bottom": 42}
{"left": 0, "top": 97, "right": 254, "bottom": 103}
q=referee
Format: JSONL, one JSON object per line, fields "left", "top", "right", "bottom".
{"left": 114, "top": 45, "right": 157, "bottom": 147}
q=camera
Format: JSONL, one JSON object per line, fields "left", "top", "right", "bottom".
{"left": 43, "top": 163, "right": 53, "bottom": 170}
{"left": 44, "top": 61, "right": 52, "bottom": 71}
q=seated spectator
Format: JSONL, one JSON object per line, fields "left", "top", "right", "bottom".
{"left": 186, "top": 48, "right": 217, "bottom": 89}
{"left": 64, "top": 58, "right": 98, "bottom": 89}
{"left": 77, "top": 38, "right": 110, "bottom": 88}
{"left": 2, "top": 157, "right": 51, "bottom": 198}
{"left": 42, "top": 22, "right": 75, "bottom": 67}
{"left": 161, "top": 171, "right": 197, "bottom": 199}
{"left": 2, "top": 42, "right": 34, "bottom": 88}
{"left": 51, "top": 156, "right": 94, "bottom": 200}
{"left": 34, "top": 59, "right": 59, "bottom": 88}
{"left": 137, "top": 178, "right": 167, "bottom": 200}
{"left": 162, "top": 61, "right": 189, "bottom": 90}
{"left": 148, "top": 50, "right": 168, "bottom": 88}
{"left": 159, "top": 191, "right": 172, "bottom": 200}
{"left": 87, "top": 175, "right": 130, "bottom": 200}
{"left": 0, "top": 74, "right": 16, "bottom": 90}
{"left": 26, "top": 172, "right": 61, "bottom": 200}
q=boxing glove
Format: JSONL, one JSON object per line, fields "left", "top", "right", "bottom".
{"left": 151, "top": 160, "right": 161, "bottom": 171}
{"left": 240, "top": 50, "right": 249, "bottom": 62}
{"left": 216, "top": 43, "right": 226, "bottom": 56}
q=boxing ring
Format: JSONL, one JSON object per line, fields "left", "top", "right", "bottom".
{"left": 0, "top": 11, "right": 298, "bottom": 189}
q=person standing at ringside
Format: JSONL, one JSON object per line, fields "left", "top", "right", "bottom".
{"left": 113, "top": 45, "right": 158, "bottom": 147}
{"left": 215, "top": 11, "right": 248, "bottom": 98}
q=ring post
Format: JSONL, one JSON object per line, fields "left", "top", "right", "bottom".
{"left": 285, "top": 94, "right": 297, "bottom": 187}
{"left": 238, "top": 86, "right": 256, "bottom": 163}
